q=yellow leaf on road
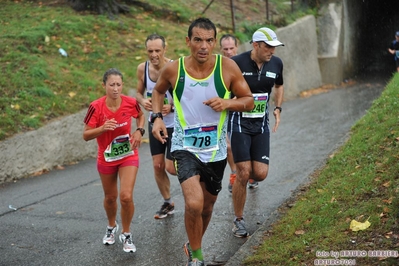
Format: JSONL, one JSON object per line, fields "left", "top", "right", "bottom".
{"left": 350, "top": 219, "right": 371, "bottom": 231}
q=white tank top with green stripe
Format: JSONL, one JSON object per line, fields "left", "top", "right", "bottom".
{"left": 171, "top": 55, "right": 230, "bottom": 163}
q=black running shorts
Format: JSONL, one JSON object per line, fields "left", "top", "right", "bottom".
{"left": 148, "top": 123, "right": 174, "bottom": 160}
{"left": 171, "top": 150, "right": 227, "bottom": 196}
{"left": 230, "top": 131, "right": 270, "bottom": 164}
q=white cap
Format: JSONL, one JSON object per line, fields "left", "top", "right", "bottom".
{"left": 251, "top": 27, "right": 284, "bottom": 47}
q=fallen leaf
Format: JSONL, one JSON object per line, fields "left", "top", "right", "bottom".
{"left": 350, "top": 219, "right": 371, "bottom": 231}
{"left": 32, "top": 169, "right": 49, "bottom": 176}
{"left": 295, "top": 229, "right": 305, "bottom": 235}
{"left": 11, "top": 104, "right": 20, "bottom": 110}
{"left": 382, "top": 181, "right": 391, "bottom": 187}
{"left": 68, "top": 92, "right": 76, "bottom": 98}
{"left": 383, "top": 197, "right": 393, "bottom": 204}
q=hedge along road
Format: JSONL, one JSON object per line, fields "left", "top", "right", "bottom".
{"left": 0, "top": 77, "right": 388, "bottom": 266}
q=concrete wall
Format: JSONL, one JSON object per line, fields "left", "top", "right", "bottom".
{"left": 240, "top": 15, "right": 323, "bottom": 100}
{"left": 0, "top": 110, "right": 97, "bottom": 184}
{"left": 317, "top": 2, "right": 344, "bottom": 84}
{"left": 342, "top": 0, "right": 359, "bottom": 77}
{"left": 276, "top": 15, "right": 323, "bottom": 99}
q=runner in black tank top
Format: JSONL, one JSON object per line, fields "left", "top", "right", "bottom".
{"left": 228, "top": 27, "right": 285, "bottom": 238}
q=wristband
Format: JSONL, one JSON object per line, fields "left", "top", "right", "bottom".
{"left": 150, "top": 112, "right": 163, "bottom": 123}
{"left": 136, "top": 128, "right": 145, "bottom": 136}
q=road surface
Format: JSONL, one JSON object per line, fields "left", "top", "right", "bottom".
{"left": 0, "top": 78, "right": 388, "bottom": 266}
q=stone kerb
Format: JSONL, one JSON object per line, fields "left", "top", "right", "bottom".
{"left": 0, "top": 109, "right": 97, "bottom": 184}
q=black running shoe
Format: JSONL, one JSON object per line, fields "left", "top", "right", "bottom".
{"left": 154, "top": 202, "right": 175, "bottom": 219}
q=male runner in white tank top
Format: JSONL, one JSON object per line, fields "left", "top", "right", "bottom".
{"left": 151, "top": 18, "right": 254, "bottom": 266}
{"left": 136, "top": 34, "right": 176, "bottom": 220}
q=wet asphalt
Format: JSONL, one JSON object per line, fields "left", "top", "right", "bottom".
{"left": 0, "top": 77, "right": 389, "bottom": 266}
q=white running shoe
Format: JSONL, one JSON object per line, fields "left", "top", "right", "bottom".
{"left": 102, "top": 222, "right": 119, "bottom": 245}
{"left": 119, "top": 233, "right": 137, "bottom": 253}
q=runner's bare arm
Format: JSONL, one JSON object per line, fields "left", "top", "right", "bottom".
{"left": 131, "top": 109, "right": 145, "bottom": 149}
{"left": 83, "top": 118, "right": 117, "bottom": 141}
{"left": 151, "top": 62, "right": 176, "bottom": 143}
{"left": 136, "top": 62, "right": 153, "bottom": 112}
{"left": 272, "top": 84, "right": 284, "bottom": 132}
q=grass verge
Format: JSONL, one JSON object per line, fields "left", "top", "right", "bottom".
{"left": 243, "top": 74, "right": 399, "bottom": 265}
{"left": 0, "top": 1, "right": 190, "bottom": 140}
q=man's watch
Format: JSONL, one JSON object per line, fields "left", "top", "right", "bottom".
{"left": 150, "top": 112, "right": 163, "bottom": 123}
{"left": 274, "top": 106, "right": 282, "bottom": 113}
{"left": 136, "top": 127, "right": 145, "bottom": 136}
